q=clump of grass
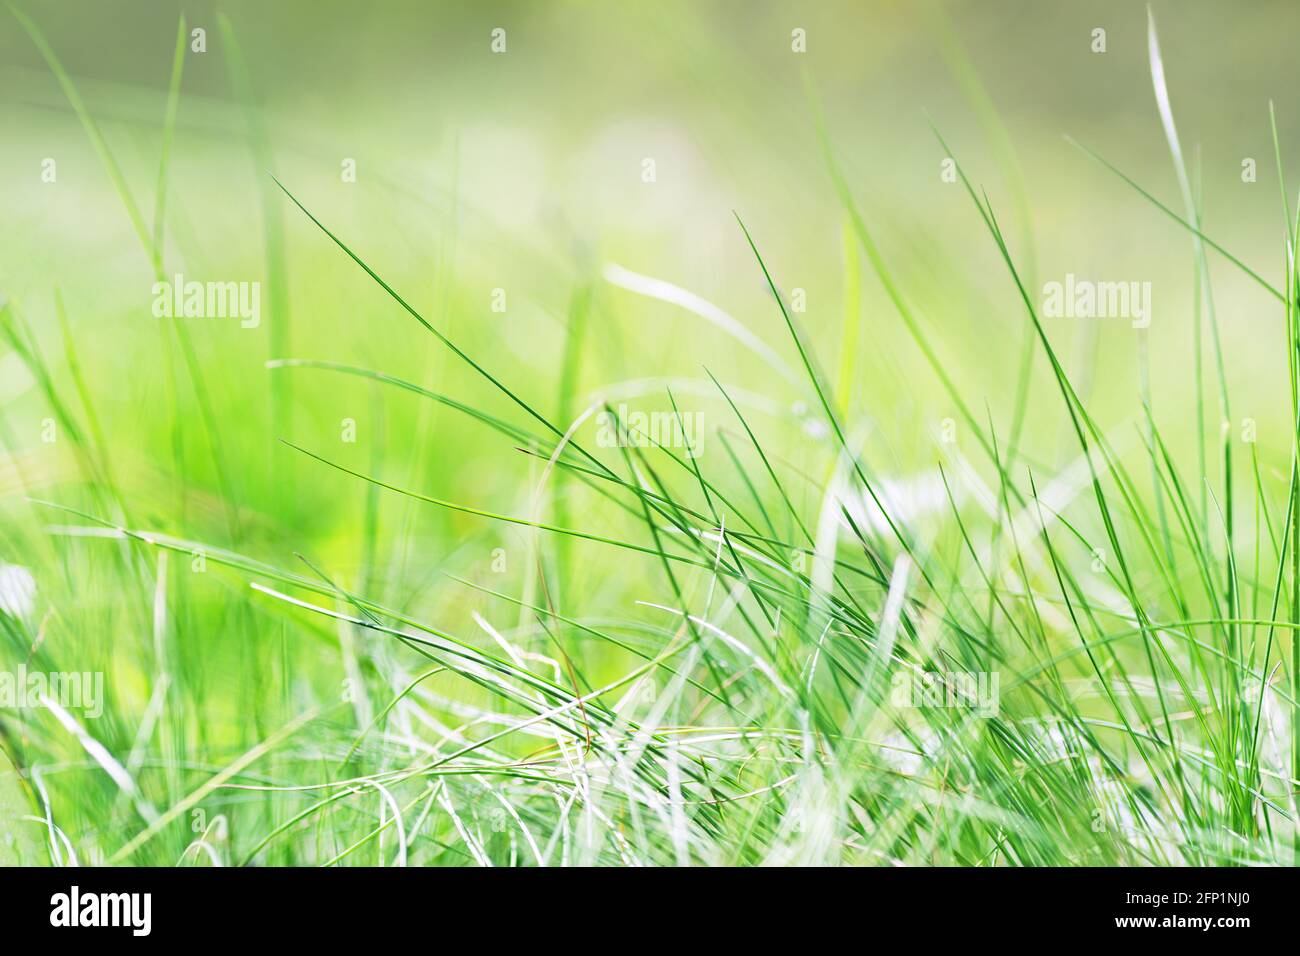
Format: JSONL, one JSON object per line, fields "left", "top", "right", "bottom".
{"left": 0, "top": 7, "right": 1296, "bottom": 866}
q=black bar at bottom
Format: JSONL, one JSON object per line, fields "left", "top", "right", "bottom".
{"left": 0, "top": 866, "right": 1278, "bottom": 941}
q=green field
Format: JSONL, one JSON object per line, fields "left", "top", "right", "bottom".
{"left": 1, "top": 1, "right": 1298, "bottom": 866}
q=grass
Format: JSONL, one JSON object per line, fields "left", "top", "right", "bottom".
{"left": 0, "top": 5, "right": 1297, "bottom": 866}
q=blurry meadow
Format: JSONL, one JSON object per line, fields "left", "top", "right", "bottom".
{"left": 2, "top": 0, "right": 1300, "bottom": 865}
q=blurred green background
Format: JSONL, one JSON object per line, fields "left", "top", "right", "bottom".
{"left": 4, "top": 0, "right": 1296, "bottom": 513}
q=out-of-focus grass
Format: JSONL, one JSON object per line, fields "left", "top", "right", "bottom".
{"left": 1, "top": 1, "right": 1298, "bottom": 865}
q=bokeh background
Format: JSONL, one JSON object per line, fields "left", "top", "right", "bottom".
{"left": 5, "top": 0, "right": 1297, "bottom": 513}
